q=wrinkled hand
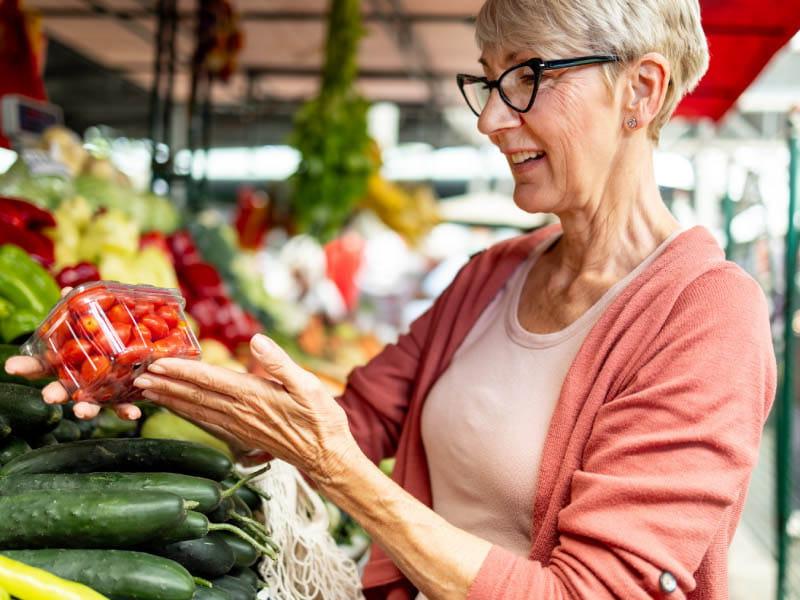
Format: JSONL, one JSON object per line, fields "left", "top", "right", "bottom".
{"left": 2, "top": 287, "right": 140, "bottom": 421}
{"left": 132, "top": 334, "right": 358, "bottom": 486}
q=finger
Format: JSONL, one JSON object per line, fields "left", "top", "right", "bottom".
{"left": 249, "top": 334, "right": 314, "bottom": 397}
{"left": 4, "top": 355, "right": 48, "bottom": 378}
{"left": 42, "top": 381, "right": 69, "bottom": 405}
{"left": 73, "top": 402, "right": 101, "bottom": 419}
{"left": 60, "top": 286, "right": 73, "bottom": 298}
{"left": 134, "top": 373, "right": 231, "bottom": 412}
{"left": 147, "top": 358, "right": 263, "bottom": 400}
{"left": 141, "top": 390, "right": 259, "bottom": 454}
{"left": 114, "top": 403, "right": 141, "bottom": 420}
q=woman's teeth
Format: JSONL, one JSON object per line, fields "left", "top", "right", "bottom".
{"left": 510, "top": 151, "right": 545, "bottom": 164}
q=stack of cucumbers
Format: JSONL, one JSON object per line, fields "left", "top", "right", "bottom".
{"left": 0, "top": 380, "right": 276, "bottom": 600}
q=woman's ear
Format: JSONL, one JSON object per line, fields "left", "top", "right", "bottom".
{"left": 623, "top": 52, "right": 671, "bottom": 133}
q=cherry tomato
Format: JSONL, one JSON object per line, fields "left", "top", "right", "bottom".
{"left": 115, "top": 343, "right": 151, "bottom": 366}
{"left": 93, "top": 321, "right": 132, "bottom": 354}
{"left": 44, "top": 349, "right": 62, "bottom": 367}
{"left": 132, "top": 323, "right": 152, "bottom": 344}
{"left": 42, "top": 314, "right": 72, "bottom": 346}
{"left": 134, "top": 302, "right": 155, "bottom": 318}
{"left": 156, "top": 305, "right": 180, "bottom": 328}
{"left": 153, "top": 333, "right": 184, "bottom": 356}
{"left": 107, "top": 304, "right": 134, "bottom": 325}
{"left": 60, "top": 338, "right": 95, "bottom": 367}
{"left": 80, "top": 354, "right": 111, "bottom": 384}
{"left": 92, "top": 384, "right": 116, "bottom": 403}
{"left": 77, "top": 315, "right": 102, "bottom": 338}
{"left": 57, "top": 364, "right": 80, "bottom": 388}
{"left": 140, "top": 314, "right": 169, "bottom": 340}
{"left": 68, "top": 288, "right": 115, "bottom": 314}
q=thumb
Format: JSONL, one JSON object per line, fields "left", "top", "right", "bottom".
{"left": 250, "top": 334, "right": 312, "bottom": 396}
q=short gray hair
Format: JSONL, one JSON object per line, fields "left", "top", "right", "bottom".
{"left": 475, "top": 0, "right": 709, "bottom": 141}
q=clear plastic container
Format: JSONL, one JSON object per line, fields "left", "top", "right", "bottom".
{"left": 22, "top": 281, "right": 201, "bottom": 404}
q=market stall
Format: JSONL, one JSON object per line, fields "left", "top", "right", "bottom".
{"left": 1, "top": 0, "right": 799, "bottom": 598}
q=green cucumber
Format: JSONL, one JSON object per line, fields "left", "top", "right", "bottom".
{"left": 148, "top": 534, "right": 236, "bottom": 578}
{"left": 193, "top": 586, "right": 232, "bottom": 600}
{"left": 0, "top": 437, "right": 30, "bottom": 465}
{"left": 0, "top": 490, "right": 187, "bottom": 548}
{"left": 162, "top": 513, "right": 274, "bottom": 560}
{"left": 0, "top": 437, "right": 232, "bottom": 479}
{"left": 0, "top": 415, "right": 10, "bottom": 439}
{"left": 2, "top": 549, "right": 196, "bottom": 600}
{"left": 51, "top": 418, "right": 82, "bottom": 442}
{"left": 210, "top": 575, "right": 257, "bottom": 600}
{"left": 208, "top": 495, "right": 235, "bottom": 523}
{"left": 26, "top": 432, "right": 58, "bottom": 448}
{"left": 230, "top": 567, "right": 259, "bottom": 589}
{"left": 0, "top": 382, "right": 62, "bottom": 435}
{"left": 0, "top": 472, "right": 223, "bottom": 513}
{"left": 221, "top": 477, "right": 261, "bottom": 511}
{"left": 214, "top": 532, "right": 259, "bottom": 568}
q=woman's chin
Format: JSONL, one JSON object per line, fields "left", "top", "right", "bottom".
{"left": 512, "top": 186, "right": 558, "bottom": 215}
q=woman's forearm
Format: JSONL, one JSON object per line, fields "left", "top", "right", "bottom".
{"left": 319, "top": 448, "right": 493, "bottom": 600}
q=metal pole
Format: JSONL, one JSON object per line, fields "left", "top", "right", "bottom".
{"left": 148, "top": 0, "right": 167, "bottom": 189}
{"left": 777, "top": 110, "right": 800, "bottom": 600}
{"left": 723, "top": 192, "right": 735, "bottom": 260}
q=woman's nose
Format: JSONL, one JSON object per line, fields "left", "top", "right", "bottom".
{"left": 477, "top": 89, "right": 522, "bottom": 136}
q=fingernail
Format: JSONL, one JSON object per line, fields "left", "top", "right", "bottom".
{"left": 134, "top": 376, "right": 152, "bottom": 388}
{"left": 142, "top": 390, "right": 157, "bottom": 400}
{"left": 251, "top": 334, "right": 272, "bottom": 355}
{"left": 3, "top": 359, "right": 18, "bottom": 374}
{"left": 148, "top": 363, "right": 166, "bottom": 374}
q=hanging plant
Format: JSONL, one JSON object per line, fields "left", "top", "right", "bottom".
{"left": 288, "top": 0, "right": 377, "bottom": 241}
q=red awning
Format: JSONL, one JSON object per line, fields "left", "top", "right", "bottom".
{"left": 675, "top": 0, "right": 800, "bottom": 121}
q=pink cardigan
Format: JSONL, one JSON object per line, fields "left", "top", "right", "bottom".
{"left": 338, "top": 225, "right": 776, "bottom": 599}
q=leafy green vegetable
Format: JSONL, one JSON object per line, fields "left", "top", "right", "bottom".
{"left": 289, "top": 0, "right": 377, "bottom": 241}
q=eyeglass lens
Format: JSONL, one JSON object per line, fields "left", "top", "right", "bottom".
{"left": 463, "top": 63, "right": 538, "bottom": 114}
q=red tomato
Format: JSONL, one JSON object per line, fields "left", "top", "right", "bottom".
{"left": 60, "top": 338, "right": 95, "bottom": 367}
{"left": 92, "top": 384, "right": 116, "bottom": 403}
{"left": 80, "top": 355, "right": 111, "bottom": 384}
{"left": 57, "top": 364, "right": 80, "bottom": 389}
{"left": 93, "top": 320, "right": 132, "bottom": 354}
{"left": 115, "top": 343, "right": 152, "bottom": 366}
{"left": 68, "top": 288, "right": 115, "bottom": 314}
{"left": 134, "top": 302, "right": 155, "bottom": 318}
{"left": 42, "top": 314, "right": 72, "bottom": 346}
{"left": 44, "top": 349, "right": 62, "bottom": 367}
{"left": 140, "top": 314, "right": 169, "bottom": 340}
{"left": 132, "top": 323, "right": 152, "bottom": 343}
{"left": 77, "top": 315, "right": 102, "bottom": 338}
{"left": 107, "top": 304, "right": 133, "bottom": 325}
{"left": 153, "top": 333, "right": 184, "bottom": 356}
{"left": 156, "top": 305, "right": 180, "bottom": 328}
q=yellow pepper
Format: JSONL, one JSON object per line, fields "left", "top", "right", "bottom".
{"left": 0, "top": 585, "right": 9, "bottom": 600}
{"left": 0, "top": 556, "right": 108, "bottom": 600}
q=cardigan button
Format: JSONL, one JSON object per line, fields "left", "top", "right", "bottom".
{"left": 659, "top": 571, "right": 678, "bottom": 593}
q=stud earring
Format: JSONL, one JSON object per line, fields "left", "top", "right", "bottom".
{"left": 626, "top": 117, "right": 638, "bottom": 129}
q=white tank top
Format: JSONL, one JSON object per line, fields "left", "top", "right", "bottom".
{"left": 419, "top": 230, "right": 679, "bottom": 574}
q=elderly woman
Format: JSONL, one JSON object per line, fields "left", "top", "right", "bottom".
{"left": 7, "top": 0, "right": 776, "bottom": 598}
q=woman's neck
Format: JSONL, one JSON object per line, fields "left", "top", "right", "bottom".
{"left": 550, "top": 154, "right": 679, "bottom": 287}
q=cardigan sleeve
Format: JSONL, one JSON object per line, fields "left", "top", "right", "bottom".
{"left": 467, "top": 266, "right": 777, "bottom": 599}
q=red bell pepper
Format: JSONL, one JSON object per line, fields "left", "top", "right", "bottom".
{"left": 0, "top": 196, "right": 56, "bottom": 229}
{"left": 0, "top": 221, "right": 54, "bottom": 267}
{"left": 167, "top": 231, "right": 203, "bottom": 267}
{"left": 56, "top": 262, "right": 101, "bottom": 288}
